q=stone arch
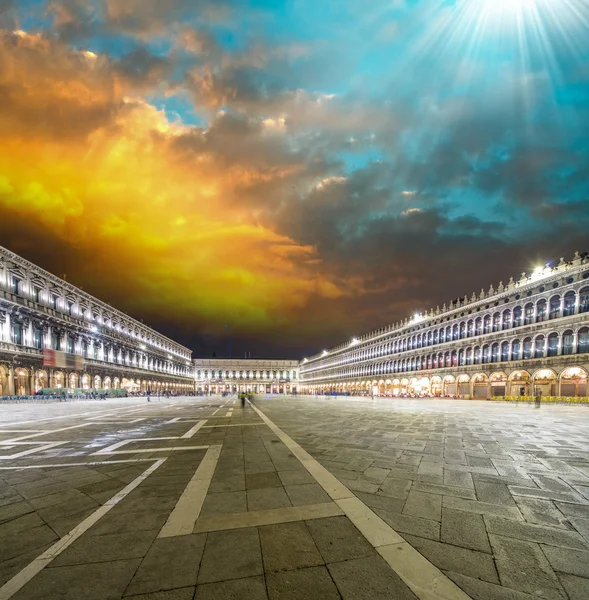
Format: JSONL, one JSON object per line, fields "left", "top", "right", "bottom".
{"left": 559, "top": 367, "right": 588, "bottom": 397}
{"left": 531, "top": 368, "right": 558, "bottom": 396}
{"left": 35, "top": 369, "right": 48, "bottom": 392}
{"left": 103, "top": 376, "right": 112, "bottom": 389}
{"left": 0, "top": 365, "right": 7, "bottom": 396}
{"left": 14, "top": 367, "right": 29, "bottom": 395}
{"left": 81, "top": 373, "right": 91, "bottom": 390}
{"left": 93, "top": 375, "right": 102, "bottom": 389}
{"left": 457, "top": 374, "right": 470, "bottom": 396}
{"left": 430, "top": 375, "right": 442, "bottom": 396}
{"left": 443, "top": 374, "right": 457, "bottom": 396}
{"left": 68, "top": 372, "right": 79, "bottom": 389}
{"left": 489, "top": 371, "right": 508, "bottom": 397}
{"left": 508, "top": 369, "right": 531, "bottom": 396}
{"left": 53, "top": 371, "right": 65, "bottom": 389}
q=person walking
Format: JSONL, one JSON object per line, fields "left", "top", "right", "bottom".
{"left": 241, "top": 393, "right": 246, "bottom": 408}
{"left": 147, "top": 388, "right": 151, "bottom": 402}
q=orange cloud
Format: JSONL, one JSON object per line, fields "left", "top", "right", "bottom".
{"left": 0, "top": 31, "right": 357, "bottom": 338}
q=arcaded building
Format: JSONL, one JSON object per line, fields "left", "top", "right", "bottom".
{"left": 0, "top": 246, "right": 194, "bottom": 395}
{"left": 299, "top": 253, "right": 589, "bottom": 399}
{"left": 193, "top": 358, "right": 299, "bottom": 394}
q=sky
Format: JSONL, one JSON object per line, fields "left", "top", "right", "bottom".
{"left": 0, "top": 0, "right": 588, "bottom": 359}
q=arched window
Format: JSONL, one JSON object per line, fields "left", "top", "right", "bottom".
{"left": 451, "top": 350, "right": 458, "bottom": 366}
{"left": 474, "top": 347, "right": 481, "bottom": 364}
{"left": 452, "top": 324, "right": 459, "bottom": 340}
{"left": 512, "top": 340, "right": 521, "bottom": 360}
{"left": 458, "top": 349, "right": 465, "bottom": 366}
{"left": 465, "top": 348, "right": 472, "bottom": 365}
{"left": 501, "top": 342, "right": 509, "bottom": 361}
{"left": 563, "top": 291, "right": 576, "bottom": 317}
{"left": 491, "top": 343, "right": 499, "bottom": 362}
{"left": 546, "top": 333, "right": 558, "bottom": 357}
{"left": 534, "top": 336, "right": 545, "bottom": 359}
{"left": 475, "top": 318, "right": 483, "bottom": 336}
{"left": 467, "top": 320, "right": 474, "bottom": 337}
{"left": 579, "top": 328, "right": 589, "bottom": 354}
{"left": 502, "top": 310, "right": 511, "bottom": 330}
{"left": 524, "top": 303, "right": 534, "bottom": 325}
{"left": 580, "top": 287, "right": 589, "bottom": 314}
{"left": 523, "top": 337, "right": 533, "bottom": 359}
{"left": 484, "top": 315, "right": 492, "bottom": 334}
{"left": 562, "top": 330, "right": 574, "bottom": 355}
{"left": 549, "top": 296, "right": 561, "bottom": 319}
{"left": 492, "top": 313, "right": 501, "bottom": 332}
{"left": 482, "top": 345, "right": 490, "bottom": 364}
{"left": 536, "top": 299, "right": 547, "bottom": 322}
{"left": 439, "top": 328, "right": 445, "bottom": 343}
{"left": 459, "top": 322, "right": 466, "bottom": 339}
{"left": 513, "top": 307, "right": 523, "bottom": 327}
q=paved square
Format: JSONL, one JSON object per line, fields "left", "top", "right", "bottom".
{"left": 0, "top": 395, "right": 588, "bottom": 599}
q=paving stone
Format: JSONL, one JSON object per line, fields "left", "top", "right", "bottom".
{"left": 0, "top": 501, "right": 34, "bottom": 524}
{"left": 541, "top": 546, "right": 589, "bottom": 578}
{"left": 557, "top": 573, "right": 589, "bottom": 600}
{"left": 403, "top": 490, "right": 442, "bottom": 521}
{"left": 443, "top": 496, "right": 523, "bottom": 520}
{"left": 260, "top": 521, "right": 323, "bottom": 572}
{"left": 489, "top": 535, "right": 566, "bottom": 600}
{"left": 484, "top": 515, "right": 589, "bottom": 550}
{"left": 446, "top": 571, "right": 543, "bottom": 600}
{"left": 338, "top": 478, "right": 379, "bottom": 494}
{"left": 53, "top": 530, "right": 158, "bottom": 566}
{"left": 266, "top": 566, "right": 340, "bottom": 600}
{"left": 475, "top": 481, "right": 517, "bottom": 505}
{"left": 12, "top": 558, "right": 141, "bottom": 600}
{"left": 354, "top": 491, "right": 405, "bottom": 515}
{"left": 247, "top": 487, "right": 292, "bottom": 511}
{"left": 362, "top": 467, "right": 390, "bottom": 484}
{"left": 555, "top": 501, "right": 589, "bottom": 520}
{"left": 88, "top": 510, "right": 169, "bottom": 536}
{"left": 403, "top": 534, "right": 499, "bottom": 583}
{"left": 378, "top": 477, "right": 412, "bottom": 499}
{"left": 0, "top": 512, "right": 45, "bottom": 539}
{"left": 277, "top": 470, "right": 315, "bottom": 486}
{"left": 195, "top": 575, "right": 267, "bottom": 600}
{"left": 412, "top": 481, "right": 477, "bottom": 500}
{"left": 200, "top": 491, "right": 247, "bottom": 517}
{"left": 284, "top": 483, "right": 331, "bottom": 506}
{"left": 306, "top": 516, "right": 375, "bottom": 563}
{"left": 444, "top": 470, "right": 474, "bottom": 489}
{"left": 441, "top": 507, "right": 491, "bottom": 553}
{"left": 0, "top": 524, "right": 59, "bottom": 563}
{"left": 246, "top": 472, "right": 283, "bottom": 490}
{"left": 198, "top": 527, "right": 263, "bottom": 584}
{"left": 373, "top": 507, "right": 440, "bottom": 540}
{"left": 124, "top": 587, "right": 195, "bottom": 600}
{"left": 514, "top": 497, "right": 571, "bottom": 528}
{"left": 328, "top": 555, "right": 418, "bottom": 600}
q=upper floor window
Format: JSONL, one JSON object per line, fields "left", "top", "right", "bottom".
{"left": 563, "top": 292, "right": 576, "bottom": 317}
{"left": 11, "top": 322, "right": 23, "bottom": 345}
{"left": 67, "top": 301, "right": 74, "bottom": 316}
{"left": 67, "top": 337, "right": 75, "bottom": 354}
{"left": 11, "top": 276, "right": 21, "bottom": 295}
{"left": 33, "top": 286, "right": 41, "bottom": 303}
{"left": 580, "top": 288, "right": 589, "bottom": 314}
{"left": 51, "top": 295, "right": 58, "bottom": 310}
{"left": 33, "top": 327, "right": 43, "bottom": 349}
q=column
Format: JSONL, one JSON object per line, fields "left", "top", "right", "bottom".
{"left": 7, "top": 366, "right": 15, "bottom": 396}
{"left": 30, "top": 368, "right": 35, "bottom": 394}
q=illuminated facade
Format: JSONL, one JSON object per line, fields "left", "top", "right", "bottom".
{"left": 300, "top": 253, "right": 589, "bottom": 399}
{"left": 0, "top": 245, "right": 194, "bottom": 396}
{"left": 194, "top": 358, "right": 299, "bottom": 394}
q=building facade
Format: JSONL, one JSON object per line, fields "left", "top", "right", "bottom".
{"left": 193, "top": 358, "right": 299, "bottom": 394}
{"left": 299, "top": 253, "right": 589, "bottom": 399}
{"left": 0, "top": 246, "right": 194, "bottom": 396}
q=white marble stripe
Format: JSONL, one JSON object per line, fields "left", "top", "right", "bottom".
{"left": 0, "top": 458, "right": 166, "bottom": 600}
{"left": 158, "top": 444, "right": 222, "bottom": 538}
{"left": 93, "top": 445, "right": 209, "bottom": 455}
{"left": 2, "top": 423, "right": 92, "bottom": 444}
{"left": 248, "top": 401, "right": 472, "bottom": 600}
{"left": 0, "top": 458, "right": 157, "bottom": 469}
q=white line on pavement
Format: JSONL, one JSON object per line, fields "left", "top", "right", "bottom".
{"left": 248, "top": 401, "right": 472, "bottom": 600}
{"left": 158, "top": 444, "right": 222, "bottom": 538}
{"left": 0, "top": 458, "right": 166, "bottom": 600}
{"left": 0, "top": 458, "right": 159, "bottom": 470}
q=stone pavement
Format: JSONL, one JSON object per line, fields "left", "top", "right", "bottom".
{"left": 0, "top": 396, "right": 588, "bottom": 599}
{"left": 257, "top": 396, "right": 589, "bottom": 600}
